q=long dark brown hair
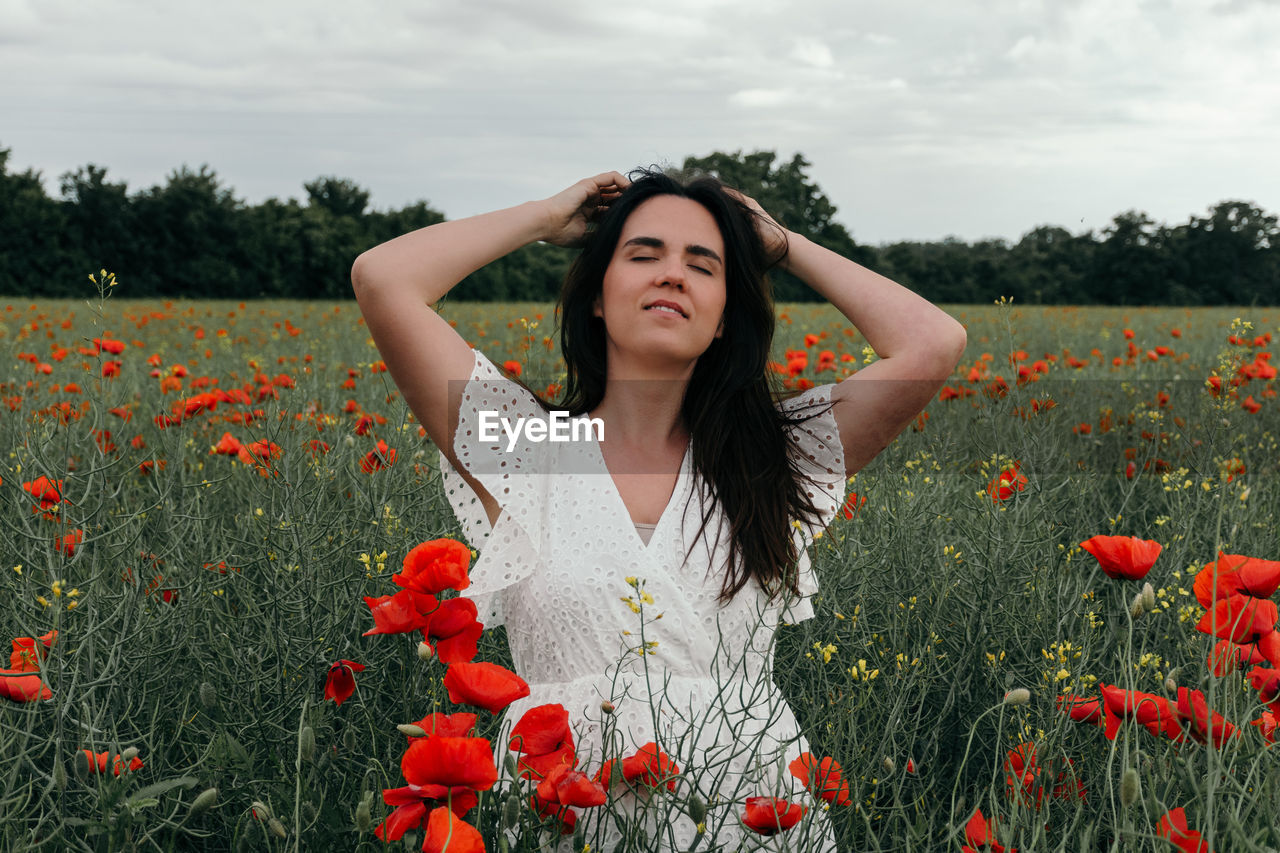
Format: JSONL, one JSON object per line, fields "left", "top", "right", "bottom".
{"left": 539, "top": 168, "right": 837, "bottom": 606}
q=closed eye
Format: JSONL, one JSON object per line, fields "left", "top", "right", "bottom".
{"left": 690, "top": 264, "right": 712, "bottom": 275}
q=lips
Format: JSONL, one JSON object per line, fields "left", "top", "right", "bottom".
{"left": 644, "top": 300, "right": 688, "bottom": 318}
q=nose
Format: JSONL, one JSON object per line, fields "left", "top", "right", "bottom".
{"left": 656, "top": 257, "right": 687, "bottom": 289}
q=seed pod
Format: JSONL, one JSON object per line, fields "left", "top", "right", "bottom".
{"left": 397, "top": 724, "right": 427, "bottom": 739}
{"left": 52, "top": 760, "right": 67, "bottom": 790}
{"left": 267, "top": 817, "right": 287, "bottom": 839}
{"left": 600, "top": 700, "right": 615, "bottom": 715}
{"left": 416, "top": 641, "right": 434, "bottom": 662}
{"left": 199, "top": 682, "right": 218, "bottom": 709}
{"left": 189, "top": 787, "right": 219, "bottom": 817}
{"left": 1004, "top": 688, "right": 1031, "bottom": 706}
{"left": 1142, "top": 583, "right": 1156, "bottom": 612}
{"left": 300, "top": 726, "right": 315, "bottom": 761}
{"left": 687, "top": 792, "right": 707, "bottom": 824}
{"left": 355, "top": 792, "right": 373, "bottom": 833}
{"left": 1129, "top": 593, "right": 1145, "bottom": 619}
{"left": 882, "top": 756, "right": 895, "bottom": 774}
{"left": 1120, "top": 768, "right": 1140, "bottom": 806}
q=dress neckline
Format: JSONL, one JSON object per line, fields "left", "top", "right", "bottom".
{"left": 586, "top": 427, "right": 692, "bottom": 553}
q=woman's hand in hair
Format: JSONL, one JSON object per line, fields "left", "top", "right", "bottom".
{"left": 723, "top": 187, "right": 790, "bottom": 267}
{"left": 539, "top": 172, "right": 631, "bottom": 248}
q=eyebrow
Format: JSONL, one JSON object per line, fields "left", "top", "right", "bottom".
{"left": 622, "top": 236, "right": 723, "bottom": 265}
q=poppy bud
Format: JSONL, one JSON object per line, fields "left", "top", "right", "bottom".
{"left": 687, "top": 793, "right": 707, "bottom": 824}
{"left": 504, "top": 754, "right": 520, "bottom": 780}
{"left": 882, "top": 756, "right": 895, "bottom": 774}
{"left": 343, "top": 728, "right": 357, "bottom": 752}
{"left": 397, "top": 724, "right": 427, "bottom": 738}
{"left": 1004, "top": 688, "right": 1031, "bottom": 706}
{"left": 600, "top": 700, "right": 615, "bottom": 715}
{"left": 497, "top": 837, "right": 510, "bottom": 853}
{"left": 267, "top": 817, "right": 287, "bottom": 839}
{"left": 189, "top": 787, "right": 218, "bottom": 818}
{"left": 1120, "top": 768, "right": 1140, "bottom": 806}
{"left": 52, "top": 760, "right": 67, "bottom": 790}
{"left": 417, "top": 641, "right": 434, "bottom": 661}
{"left": 299, "top": 726, "right": 315, "bottom": 761}
{"left": 573, "top": 824, "right": 585, "bottom": 850}
{"left": 251, "top": 801, "right": 272, "bottom": 822}
{"left": 199, "top": 681, "right": 218, "bottom": 709}
{"left": 355, "top": 791, "right": 373, "bottom": 833}
{"left": 72, "top": 750, "right": 90, "bottom": 780}
{"left": 1141, "top": 582, "right": 1156, "bottom": 612}
{"left": 503, "top": 791, "right": 521, "bottom": 829}
{"left": 1129, "top": 593, "right": 1145, "bottom": 619}
{"left": 121, "top": 747, "right": 139, "bottom": 764}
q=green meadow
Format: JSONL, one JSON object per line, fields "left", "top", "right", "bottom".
{"left": 2, "top": 291, "right": 1278, "bottom": 851}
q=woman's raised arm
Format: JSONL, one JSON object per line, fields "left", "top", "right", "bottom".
{"left": 349, "top": 172, "right": 630, "bottom": 524}
{"left": 728, "top": 189, "right": 967, "bottom": 478}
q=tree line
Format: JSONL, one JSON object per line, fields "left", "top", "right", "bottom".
{"left": 1, "top": 144, "right": 1275, "bottom": 305}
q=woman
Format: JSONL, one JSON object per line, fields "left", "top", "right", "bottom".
{"left": 351, "top": 169, "right": 966, "bottom": 850}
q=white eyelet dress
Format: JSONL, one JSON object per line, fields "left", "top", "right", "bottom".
{"left": 440, "top": 349, "right": 848, "bottom": 852}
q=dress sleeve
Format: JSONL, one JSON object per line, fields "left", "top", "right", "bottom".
{"left": 437, "top": 348, "right": 555, "bottom": 626}
{"left": 776, "top": 381, "right": 848, "bottom": 624}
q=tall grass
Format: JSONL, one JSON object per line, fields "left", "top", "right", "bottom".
{"left": 1, "top": 283, "right": 1278, "bottom": 851}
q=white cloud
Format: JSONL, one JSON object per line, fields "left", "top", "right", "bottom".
{"left": 789, "top": 38, "right": 834, "bottom": 68}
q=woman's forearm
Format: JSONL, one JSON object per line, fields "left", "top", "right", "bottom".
{"left": 782, "top": 232, "right": 966, "bottom": 368}
{"left": 351, "top": 201, "right": 550, "bottom": 304}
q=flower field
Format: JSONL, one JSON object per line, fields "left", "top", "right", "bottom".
{"left": 2, "top": 279, "right": 1279, "bottom": 852}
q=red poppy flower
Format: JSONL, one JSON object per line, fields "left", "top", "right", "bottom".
{"left": 788, "top": 752, "right": 851, "bottom": 805}
{"left": 0, "top": 669, "right": 52, "bottom": 702}
{"left": 1207, "top": 639, "right": 1268, "bottom": 676}
{"left": 1174, "top": 687, "right": 1236, "bottom": 747}
{"left": 375, "top": 786, "right": 478, "bottom": 841}
{"left": 1246, "top": 666, "right": 1280, "bottom": 711}
{"left": 58, "top": 528, "right": 84, "bottom": 557}
{"left": 443, "top": 662, "right": 529, "bottom": 714}
{"left": 426, "top": 598, "right": 484, "bottom": 664}
{"left": 1155, "top": 807, "right": 1211, "bottom": 853}
{"left": 362, "top": 589, "right": 437, "bottom": 636}
{"left": 359, "top": 440, "right": 396, "bottom": 473}
{"left": 401, "top": 736, "right": 498, "bottom": 791}
{"left": 1195, "top": 595, "right": 1279, "bottom": 645}
{"left": 1194, "top": 552, "right": 1280, "bottom": 606}
{"left": 23, "top": 475, "right": 68, "bottom": 511}
{"left": 212, "top": 432, "right": 243, "bottom": 456}
{"left": 510, "top": 704, "right": 575, "bottom": 780}
{"left": 323, "top": 659, "right": 365, "bottom": 706}
{"left": 742, "top": 797, "right": 805, "bottom": 835}
{"left": 9, "top": 630, "right": 56, "bottom": 672}
{"left": 421, "top": 806, "right": 485, "bottom": 853}
{"left": 81, "top": 750, "right": 144, "bottom": 775}
{"left": 405, "top": 712, "right": 477, "bottom": 740}
{"left": 987, "top": 462, "right": 1027, "bottom": 502}
{"left": 1099, "top": 684, "right": 1183, "bottom": 742}
{"left": 964, "top": 808, "right": 1011, "bottom": 853}
{"left": 1251, "top": 710, "right": 1278, "bottom": 744}
{"left": 597, "top": 742, "right": 680, "bottom": 792}
{"left": 395, "top": 539, "right": 472, "bottom": 595}
{"left": 1057, "top": 694, "right": 1104, "bottom": 727}
{"left": 536, "top": 762, "right": 607, "bottom": 809}
{"left": 1078, "top": 535, "right": 1161, "bottom": 580}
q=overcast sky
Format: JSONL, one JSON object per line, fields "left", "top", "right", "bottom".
{"left": 3, "top": 0, "right": 1277, "bottom": 245}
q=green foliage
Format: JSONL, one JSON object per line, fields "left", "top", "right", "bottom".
{"left": 2, "top": 144, "right": 1276, "bottom": 304}
{"left": 3, "top": 290, "right": 1279, "bottom": 850}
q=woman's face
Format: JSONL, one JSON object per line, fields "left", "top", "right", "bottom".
{"left": 594, "top": 194, "right": 727, "bottom": 370}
